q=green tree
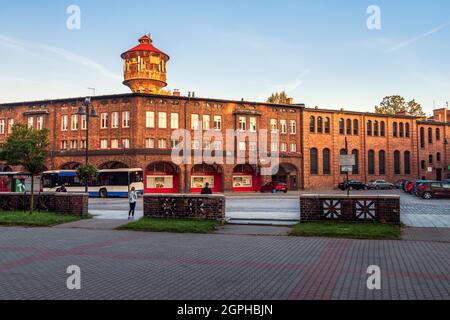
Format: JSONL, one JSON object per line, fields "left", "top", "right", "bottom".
{"left": 0, "top": 124, "right": 49, "bottom": 213}
{"left": 267, "top": 91, "right": 289, "bottom": 104}
{"left": 77, "top": 164, "right": 97, "bottom": 187}
{"left": 375, "top": 95, "right": 425, "bottom": 116}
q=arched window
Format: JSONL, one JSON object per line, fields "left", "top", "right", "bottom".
{"left": 352, "top": 149, "right": 359, "bottom": 175}
{"left": 393, "top": 122, "right": 398, "bottom": 137}
{"left": 394, "top": 151, "right": 401, "bottom": 175}
{"left": 323, "top": 148, "right": 331, "bottom": 175}
{"left": 353, "top": 119, "right": 359, "bottom": 135}
{"left": 310, "top": 116, "right": 315, "bottom": 133}
{"left": 339, "top": 119, "right": 345, "bottom": 134}
{"left": 399, "top": 123, "right": 404, "bottom": 137}
{"left": 436, "top": 128, "right": 441, "bottom": 141}
{"left": 317, "top": 117, "right": 323, "bottom": 133}
{"left": 310, "top": 148, "right": 318, "bottom": 174}
{"left": 368, "top": 150, "right": 375, "bottom": 175}
{"left": 421, "top": 160, "right": 425, "bottom": 170}
{"left": 374, "top": 121, "right": 379, "bottom": 136}
{"left": 367, "top": 120, "right": 372, "bottom": 136}
{"left": 346, "top": 119, "right": 352, "bottom": 135}
{"left": 379, "top": 150, "right": 386, "bottom": 175}
{"left": 324, "top": 117, "right": 330, "bottom": 134}
{"left": 428, "top": 128, "right": 433, "bottom": 144}
{"left": 405, "top": 123, "right": 410, "bottom": 138}
{"left": 380, "top": 121, "right": 386, "bottom": 136}
{"left": 340, "top": 149, "right": 348, "bottom": 174}
{"left": 420, "top": 127, "right": 425, "bottom": 148}
{"left": 429, "top": 154, "right": 433, "bottom": 164}
{"left": 404, "top": 151, "right": 411, "bottom": 175}
{"left": 437, "top": 152, "right": 441, "bottom": 162}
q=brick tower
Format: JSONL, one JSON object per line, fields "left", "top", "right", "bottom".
{"left": 121, "top": 34, "right": 170, "bottom": 94}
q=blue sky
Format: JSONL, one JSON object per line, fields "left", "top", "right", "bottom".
{"left": 0, "top": 0, "right": 449, "bottom": 115}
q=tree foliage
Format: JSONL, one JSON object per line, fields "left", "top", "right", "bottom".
{"left": 267, "top": 91, "right": 289, "bottom": 104}
{"left": 0, "top": 124, "right": 50, "bottom": 212}
{"left": 375, "top": 95, "right": 425, "bottom": 116}
{"left": 77, "top": 164, "right": 97, "bottom": 185}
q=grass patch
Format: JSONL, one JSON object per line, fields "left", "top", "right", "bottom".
{"left": 0, "top": 211, "right": 90, "bottom": 227}
{"left": 118, "top": 218, "right": 219, "bottom": 234}
{"left": 289, "top": 222, "right": 401, "bottom": 240}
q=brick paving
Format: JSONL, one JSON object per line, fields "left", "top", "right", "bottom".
{"left": 0, "top": 227, "right": 448, "bottom": 300}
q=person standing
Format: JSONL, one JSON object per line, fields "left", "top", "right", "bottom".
{"left": 201, "top": 182, "right": 213, "bottom": 195}
{"left": 128, "top": 187, "right": 138, "bottom": 220}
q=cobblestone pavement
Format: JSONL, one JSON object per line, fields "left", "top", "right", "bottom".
{"left": 0, "top": 227, "right": 448, "bottom": 300}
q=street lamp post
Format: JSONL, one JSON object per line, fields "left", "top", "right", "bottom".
{"left": 77, "top": 97, "right": 98, "bottom": 193}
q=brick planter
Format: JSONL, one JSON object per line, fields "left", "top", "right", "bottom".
{"left": 144, "top": 194, "right": 225, "bottom": 222}
{"left": 0, "top": 192, "right": 89, "bottom": 216}
{"left": 300, "top": 194, "right": 400, "bottom": 224}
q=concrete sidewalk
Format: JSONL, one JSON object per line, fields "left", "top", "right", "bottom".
{"left": 53, "top": 219, "right": 130, "bottom": 230}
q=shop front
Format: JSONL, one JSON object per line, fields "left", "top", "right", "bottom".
{"left": 190, "top": 164, "right": 223, "bottom": 193}
{"left": 145, "top": 162, "right": 180, "bottom": 194}
{"left": 232, "top": 164, "right": 261, "bottom": 193}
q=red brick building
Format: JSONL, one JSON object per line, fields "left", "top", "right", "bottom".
{"left": 0, "top": 35, "right": 449, "bottom": 192}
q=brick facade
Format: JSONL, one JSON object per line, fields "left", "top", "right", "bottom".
{"left": 1, "top": 93, "right": 449, "bottom": 192}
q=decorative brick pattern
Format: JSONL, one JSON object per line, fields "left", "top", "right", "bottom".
{"left": 300, "top": 194, "right": 400, "bottom": 224}
{"left": 144, "top": 194, "right": 225, "bottom": 222}
{"left": 0, "top": 192, "right": 88, "bottom": 216}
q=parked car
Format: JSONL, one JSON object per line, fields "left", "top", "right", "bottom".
{"left": 411, "top": 180, "right": 435, "bottom": 196}
{"left": 405, "top": 181, "right": 415, "bottom": 194}
{"left": 416, "top": 181, "right": 450, "bottom": 199}
{"left": 260, "top": 181, "right": 288, "bottom": 193}
{"left": 367, "top": 180, "right": 394, "bottom": 190}
{"left": 338, "top": 180, "right": 368, "bottom": 191}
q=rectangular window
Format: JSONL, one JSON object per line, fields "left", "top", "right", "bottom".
{"left": 280, "top": 143, "right": 287, "bottom": 152}
{"left": 101, "top": 113, "right": 108, "bottom": 129}
{"left": 146, "top": 111, "right": 155, "bottom": 128}
{"left": 122, "top": 138, "right": 130, "bottom": 149}
{"left": 239, "top": 141, "right": 246, "bottom": 151}
{"left": 203, "top": 115, "right": 211, "bottom": 130}
{"left": 290, "top": 143, "right": 297, "bottom": 152}
{"left": 158, "top": 138, "right": 166, "bottom": 149}
{"left": 171, "top": 113, "right": 179, "bottom": 129}
{"left": 280, "top": 120, "right": 287, "bottom": 134}
{"left": 100, "top": 139, "right": 108, "bottom": 149}
{"left": 158, "top": 112, "right": 167, "bottom": 128}
{"left": 81, "top": 115, "right": 87, "bottom": 130}
{"left": 250, "top": 117, "right": 257, "bottom": 132}
{"left": 145, "top": 138, "right": 155, "bottom": 148}
{"left": 61, "top": 115, "right": 69, "bottom": 131}
{"left": 271, "top": 142, "right": 278, "bottom": 152}
{"left": 37, "top": 116, "right": 44, "bottom": 130}
{"left": 71, "top": 140, "right": 78, "bottom": 150}
{"left": 111, "top": 139, "right": 119, "bottom": 149}
{"left": 0, "top": 119, "right": 5, "bottom": 134}
{"left": 191, "top": 114, "right": 200, "bottom": 130}
{"left": 192, "top": 140, "right": 200, "bottom": 150}
{"left": 7, "top": 119, "right": 14, "bottom": 133}
{"left": 111, "top": 112, "right": 119, "bottom": 128}
{"left": 239, "top": 117, "right": 246, "bottom": 131}
{"left": 28, "top": 116, "right": 34, "bottom": 129}
{"left": 290, "top": 120, "right": 297, "bottom": 134}
{"left": 171, "top": 139, "right": 180, "bottom": 148}
{"left": 249, "top": 141, "right": 257, "bottom": 151}
{"left": 122, "top": 111, "right": 130, "bottom": 128}
{"left": 81, "top": 140, "right": 86, "bottom": 149}
{"left": 61, "top": 140, "right": 68, "bottom": 150}
{"left": 71, "top": 115, "right": 78, "bottom": 131}
{"left": 270, "top": 119, "right": 277, "bottom": 133}
{"left": 214, "top": 116, "right": 222, "bottom": 130}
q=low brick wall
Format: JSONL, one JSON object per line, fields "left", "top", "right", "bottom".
{"left": 0, "top": 192, "right": 89, "bottom": 216}
{"left": 144, "top": 194, "right": 226, "bottom": 222}
{"left": 300, "top": 194, "right": 400, "bottom": 224}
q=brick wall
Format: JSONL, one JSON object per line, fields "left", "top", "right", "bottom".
{"left": 0, "top": 192, "right": 89, "bottom": 216}
{"left": 299, "top": 194, "right": 400, "bottom": 224}
{"left": 143, "top": 194, "right": 225, "bottom": 222}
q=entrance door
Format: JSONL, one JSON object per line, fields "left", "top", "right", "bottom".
{"left": 436, "top": 168, "right": 443, "bottom": 181}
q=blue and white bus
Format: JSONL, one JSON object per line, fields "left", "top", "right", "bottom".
{"left": 41, "top": 168, "right": 144, "bottom": 198}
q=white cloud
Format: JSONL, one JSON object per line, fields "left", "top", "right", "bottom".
{"left": 386, "top": 22, "right": 450, "bottom": 53}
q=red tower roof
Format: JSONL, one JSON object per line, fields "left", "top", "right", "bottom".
{"left": 121, "top": 34, "right": 169, "bottom": 59}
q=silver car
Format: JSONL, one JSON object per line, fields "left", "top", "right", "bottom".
{"left": 368, "top": 180, "right": 394, "bottom": 190}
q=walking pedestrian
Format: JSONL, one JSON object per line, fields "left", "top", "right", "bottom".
{"left": 201, "top": 182, "right": 213, "bottom": 195}
{"left": 128, "top": 187, "right": 138, "bottom": 219}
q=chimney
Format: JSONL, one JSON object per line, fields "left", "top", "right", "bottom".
{"left": 173, "top": 89, "right": 180, "bottom": 97}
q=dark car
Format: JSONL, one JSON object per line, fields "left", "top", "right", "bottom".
{"left": 338, "top": 180, "right": 368, "bottom": 191}
{"left": 411, "top": 180, "right": 435, "bottom": 196}
{"left": 260, "top": 181, "right": 288, "bottom": 193}
{"left": 416, "top": 181, "right": 450, "bottom": 199}
{"left": 394, "top": 179, "right": 408, "bottom": 189}
{"left": 367, "top": 180, "right": 394, "bottom": 190}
